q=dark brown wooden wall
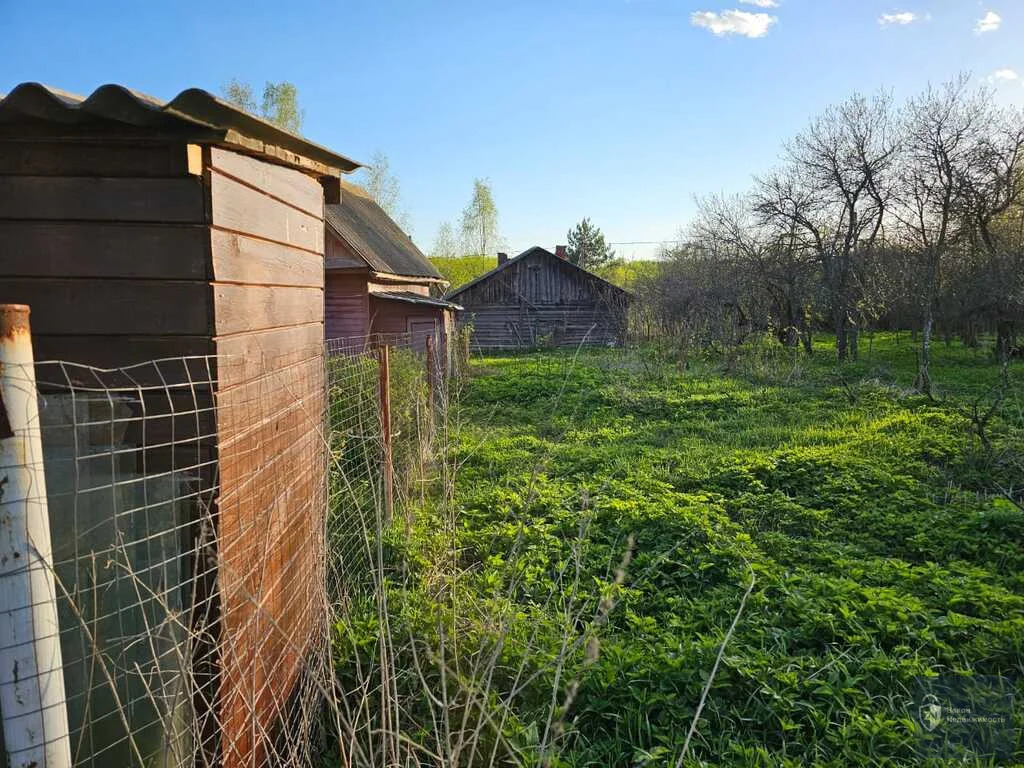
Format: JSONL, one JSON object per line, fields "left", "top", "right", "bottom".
{"left": 453, "top": 251, "right": 629, "bottom": 349}
{"left": 206, "top": 147, "right": 325, "bottom": 768}
{"left": 0, "top": 137, "right": 329, "bottom": 767}
{"left": 0, "top": 139, "right": 213, "bottom": 363}
{"left": 325, "top": 269, "right": 370, "bottom": 340}
{"left": 368, "top": 295, "right": 450, "bottom": 354}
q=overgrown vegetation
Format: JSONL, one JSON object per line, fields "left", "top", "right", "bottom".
{"left": 641, "top": 76, "right": 1024, "bottom": 388}
{"left": 328, "top": 335, "right": 1024, "bottom": 766}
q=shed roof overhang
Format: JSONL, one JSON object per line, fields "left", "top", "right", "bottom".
{"left": 0, "top": 82, "right": 362, "bottom": 180}
{"left": 370, "top": 291, "right": 463, "bottom": 311}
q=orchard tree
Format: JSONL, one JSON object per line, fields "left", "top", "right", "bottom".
{"left": 460, "top": 178, "right": 499, "bottom": 256}
{"left": 891, "top": 76, "right": 1022, "bottom": 392}
{"left": 754, "top": 92, "right": 898, "bottom": 361}
{"left": 692, "top": 194, "right": 817, "bottom": 351}
{"left": 222, "top": 79, "right": 304, "bottom": 134}
{"left": 566, "top": 218, "right": 615, "bottom": 270}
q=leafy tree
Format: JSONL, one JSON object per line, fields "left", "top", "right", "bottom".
{"left": 566, "top": 218, "right": 615, "bottom": 270}
{"left": 430, "top": 255, "right": 495, "bottom": 289}
{"left": 431, "top": 221, "right": 460, "bottom": 259}
{"left": 357, "top": 150, "right": 410, "bottom": 231}
{"left": 460, "top": 179, "right": 499, "bottom": 256}
{"left": 222, "top": 79, "right": 304, "bottom": 134}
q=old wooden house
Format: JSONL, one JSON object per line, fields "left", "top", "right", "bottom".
{"left": 446, "top": 246, "right": 631, "bottom": 349}
{"left": 325, "top": 181, "right": 459, "bottom": 354}
{"left": 0, "top": 82, "right": 358, "bottom": 767}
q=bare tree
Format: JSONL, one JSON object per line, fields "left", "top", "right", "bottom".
{"left": 892, "top": 76, "right": 1004, "bottom": 393}
{"left": 692, "top": 193, "right": 817, "bottom": 351}
{"left": 754, "top": 92, "right": 898, "bottom": 361}
{"left": 959, "top": 109, "right": 1024, "bottom": 360}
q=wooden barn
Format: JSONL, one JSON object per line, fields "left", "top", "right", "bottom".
{"left": 0, "top": 82, "right": 358, "bottom": 767}
{"left": 325, "top": 181, "right": 459, "bottom": 355}
{"left": 446, "top": 246, "right": 631, "bottom": 350}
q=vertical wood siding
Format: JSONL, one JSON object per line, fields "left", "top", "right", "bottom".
{"left": 452, "top": 251, "right": 629, "bottom": 349}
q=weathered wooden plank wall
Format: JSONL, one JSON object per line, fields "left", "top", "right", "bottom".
{"left": 325, "top": 270, "right": 370, "bottom": 341}
{"left": 453, "top": 251, "right": 629, "bottom": 349}
{"left": 0, "top": 136, "right": 330, "bottom": 767}
{"left": 208, "top": 146, "right": 326, "bottom": 768}
{"left": 0, "top": 140, "right": 213, "bottom": 363}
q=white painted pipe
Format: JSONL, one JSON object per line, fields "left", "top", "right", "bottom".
{"left": 0, "top": 305, "right": 72, "bottom": 768}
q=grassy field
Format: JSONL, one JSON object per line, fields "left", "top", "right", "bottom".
{"left": 333, "top": 334, "right": 1024, "bottom": 766}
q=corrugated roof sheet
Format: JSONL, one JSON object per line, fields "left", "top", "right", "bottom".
{"left": 445, "top": 246, "right": 632, "bottom": 300}
{"left": 370, "top": 291, "right": 462, "bottom": 310}
{"left": 0, "top": 82, "right": 361, "bottom": 174}
{"left": 325, "top": 183, "right": 443, "bottom": 280}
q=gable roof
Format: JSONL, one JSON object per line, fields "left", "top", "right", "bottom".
{"left": 0, "top": 82, "right": 361, "bottom": 176}
{"left": 445, "top": 246, "right": 631, "bottom": 300}
{"left": 325, "top": 182, "right": 443, "bottom": 280}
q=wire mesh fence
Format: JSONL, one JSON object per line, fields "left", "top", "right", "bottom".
{"left": 1, "top": 324, "right": 448, "bottom": 768}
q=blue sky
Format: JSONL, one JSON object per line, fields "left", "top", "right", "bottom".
{"left": 4, "top": 1, "right": 1023, "bottom": 259}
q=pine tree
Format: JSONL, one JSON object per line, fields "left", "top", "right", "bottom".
{"left": 566, "top": 218, "right": 615, "bottom": 270}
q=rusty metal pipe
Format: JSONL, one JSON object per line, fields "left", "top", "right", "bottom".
{"left": 0, "top": 304, "right": 72, "bottom": 768}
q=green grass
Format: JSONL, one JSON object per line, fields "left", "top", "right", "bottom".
{"left": 440, "top": 334, "right": 1024, "bottom": 766}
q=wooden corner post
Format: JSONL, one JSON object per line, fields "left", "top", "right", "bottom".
{"left": 378, "top": 344, "right": 394, "bottom": 523}
{"left": 425, "top": 334, "right": 437, "bottom": 438}
{"left": 0, "top": 304, "right": 73, "bottom": 768}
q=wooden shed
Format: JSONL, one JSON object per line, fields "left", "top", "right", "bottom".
{"left": 325, "top": 182, "right": 459, "bottom": 355}
{"left": 446, "top": 246, "right": 631, "bottom": 350}
{"left": 0, "top": 82, "right": 359, "bottom": 767}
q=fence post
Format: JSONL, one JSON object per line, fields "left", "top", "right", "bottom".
{"left": 378, "top": 344, "right": 394, "bottom": 523}
{"left": 0, "top": 305, "right": 72, "bottom": 768}
{"left": 425, "top": 334, "right": 437, "bottom": 440}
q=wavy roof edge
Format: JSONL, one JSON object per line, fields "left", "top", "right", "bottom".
{"left": 0, "top": 82, "right": 362, "bottom": 175}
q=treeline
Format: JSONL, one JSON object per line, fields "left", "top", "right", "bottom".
{"left": 640, "top": 75, "right": 1024, "bottom": 392}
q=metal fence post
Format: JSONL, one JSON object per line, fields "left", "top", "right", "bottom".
{"left": 0, "top": 305, "right": 72, "bottom": 768}
{"left": 378, "top": 344, "right": 394, "bottom": 523}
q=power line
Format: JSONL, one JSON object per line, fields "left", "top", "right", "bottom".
{"left": 607, "top": 240, "right": 686, "bottom": 246}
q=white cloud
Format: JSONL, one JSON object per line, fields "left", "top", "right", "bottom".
{"left": 975, "top": 11, "right": 1002, "bottom": 34}
{"left": 988, "top": 68, "right": 1019, "bottom": 83}
{"left": 739, "top": 0, "right": 779, "bottom": 7}
{"left": 691, "top": 9, "right": 778, "bottom": 38}
{"left": 879, "top": 11, "right": 917, "bottom": 26}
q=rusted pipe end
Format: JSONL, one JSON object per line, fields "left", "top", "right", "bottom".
{"left": 0, "top": 304, "right": 30, "bottom": 339}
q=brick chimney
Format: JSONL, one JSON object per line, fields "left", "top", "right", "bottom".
{"left": 555, "top": 245, "right": 568, "bottom": 259}
{"left": 497, "top": 252, "right": 508, "bottom": 266}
